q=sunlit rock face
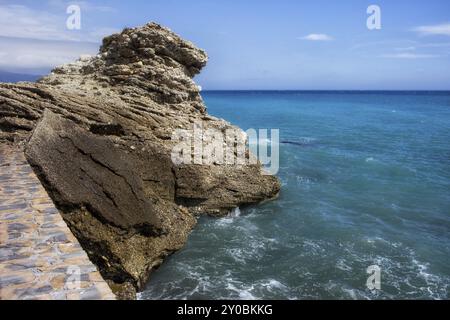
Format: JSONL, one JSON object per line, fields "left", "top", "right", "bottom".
{"left": 0, "top": 22, "right": 280, "bottom": 299}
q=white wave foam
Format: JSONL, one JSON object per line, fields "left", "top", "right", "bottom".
{"left": 239, "top": 290, "right": 257, "bottom": 300}
{"left": 336, "top": 259, "right": 353, "bottom": 272}
{"left": 260, "top": 279, "right": 287, "bottom": 291}
{"left": 226, "top": 282, "right": 257, "bottom": 300}
{"left": 214, "top": 207, "right": 242, "bottom": 227}
{"left": 229, "top": 207, "right": 241, "bottom": 217}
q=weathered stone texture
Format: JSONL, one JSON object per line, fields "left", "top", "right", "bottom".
{"left": 0, "top": 22, "right": 280, "bottom": 297}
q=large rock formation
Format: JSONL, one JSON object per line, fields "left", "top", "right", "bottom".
{"left": 0, "top": 23, "right": 280, "bottom": 298}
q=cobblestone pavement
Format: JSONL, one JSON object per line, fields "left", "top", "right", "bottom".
{"left": 0, "top": 144, "right": 115, "bottom": 300}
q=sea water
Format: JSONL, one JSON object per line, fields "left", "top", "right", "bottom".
{"left": 140, "top": 91, "right": 450, "bottom": 300}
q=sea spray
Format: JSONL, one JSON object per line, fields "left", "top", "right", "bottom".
{"left": 229, "top": 207, "right": 241, "bottom": 218}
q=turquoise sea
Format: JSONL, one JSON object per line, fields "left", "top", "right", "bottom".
{"left": 141, "top": 91, "right": 450, "bottom": 300}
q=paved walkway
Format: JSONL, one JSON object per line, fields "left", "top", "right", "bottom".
{"left": 0, "top": 144, "right": 115, "bottom": 300}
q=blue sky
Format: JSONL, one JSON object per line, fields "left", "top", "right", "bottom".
{"left": 0, "top": 0, "right": 449, "bottom": 89}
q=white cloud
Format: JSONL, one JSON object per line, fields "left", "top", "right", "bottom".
{"left": 420, "top": 42, "right": 450, "bottom": 48}
{"left": 349, "top": 40, "right": 417, "bottom": 52}
{"left": 0, "top": 36, "right": 98, "bottom": 72}
{"left": 0, "top": 4, "right": 76, "bottom": 41}
{"left": 413, "top": 23, "right": 450, "bottom": 36}
{"left": 0, "top": 3, "right": 123, "bottom": 74}
{"left": 47, "top": 0, "right": 117, "bottom": 13}
{"left": 0, "top": 3, "right": 117, "bottom": 42}
{"left": 0, "top": 3, "right": 122, "bottom": 74}
{"left": 380, "top": 53, "right": 439, "bottom": 59}
{"left": 394, "top": 46, "right": 416, "bottom": 52}
{"left": 300, "top": 34, "right": 333, "bottom": 41}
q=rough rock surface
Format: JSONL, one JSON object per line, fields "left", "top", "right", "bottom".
{"left": 0, "top": 23, "right": 280, "bottom": 298}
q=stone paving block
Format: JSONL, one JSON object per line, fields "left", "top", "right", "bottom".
{"left": 0, "top": 145, "right": 115, "bottom": 300}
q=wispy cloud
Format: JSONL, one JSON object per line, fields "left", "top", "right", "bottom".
{"left": 0, "top": 2, "right": 119, "bottom": 73}
{"left": 394, "top": 46, "right": 416, "bottom": 52}
{"left": 300, "top": 34, "right": 333, "bottom": 41}
{"left": 413, "top": 22, "right": 450, "bottom": 36}
{"left": 47, "top": 0, "right": 117, "bottom": 13}
{"left": 0, "top": 4, "right": 76, "bottom": 41}
{"left": 0, "top": 3, "right": 118, "bottom": 42}
{"left": 349, "top": 39, "right": 449, "bottom": 61}
{"left": 0, "top": 36, "right": 98, "bottom": 72}
{"left": 350, "top": 40, "right": 450, "bottom": 52}
{"left": 420, "top": 42, "right": 450, "bottom": 48}
{"left": 0, "top": 36, "right": 98, "bottom": 70}
{"left": 380, "top": 53, "right": 439, "bottom": 59}
{"left": 349, "top": 40, "right": 417, "bottom": 52}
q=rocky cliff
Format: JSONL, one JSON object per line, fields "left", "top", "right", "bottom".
{"left": 0, "top": 23, "right": 280, "bottom": 298}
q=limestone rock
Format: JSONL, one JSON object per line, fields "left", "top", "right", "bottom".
{"left": 0, "top": 22, "right": 280, "bottom": 297}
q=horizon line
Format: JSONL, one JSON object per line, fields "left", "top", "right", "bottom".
{"left": 201, "top": 89, "right": 450, "bottom": 92}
